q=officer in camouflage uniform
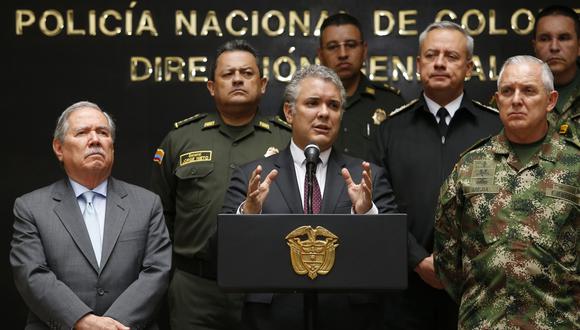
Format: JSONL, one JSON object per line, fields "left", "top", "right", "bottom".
{"left": 151, "top": 40, "right": 291, "bottom": 330}
{"left": 531, "top": 5, "right": 580, "bottom": 130}
{"left": 434, "top": 55, "right": 579, "bottom": 329}
{"left": 280, "top": 13, "right": 405, "bottom": 161}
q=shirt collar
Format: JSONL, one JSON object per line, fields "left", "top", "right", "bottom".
{"left": 69, "top": 178, "right": 108, "bottom": 198}
{"left": 289, "top": 139, "right": 331, "bottom": 167}
{"left": 424, "top": 93, "right": 464, "bottom": 119}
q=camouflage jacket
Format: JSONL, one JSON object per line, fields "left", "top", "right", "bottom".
{"left": 434, "top": 129, "right": 579, "bottom": 329}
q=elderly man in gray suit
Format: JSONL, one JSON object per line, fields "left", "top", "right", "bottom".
{"left": 10, "top": 101, "right": 172, "bottom": 330}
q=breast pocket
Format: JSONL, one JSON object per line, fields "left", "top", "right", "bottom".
{"left": 175, "top": 162, "right": 215, "bottom": 206}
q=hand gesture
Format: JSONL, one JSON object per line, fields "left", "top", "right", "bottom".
{"left": 242, "top": 165, "right": 278, "bottom": 214}
{"left": 341, "top": 161, "right": 373, "bottom": 214}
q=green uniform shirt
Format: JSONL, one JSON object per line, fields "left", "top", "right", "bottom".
{"left": 335, "top": 74, "right": 405, "bottom": 161}
{"left": 434, "top": 129, "right": 579, "bottom": 329}
{"left": 151, "top": 112, "right": 291, "bottom": 260}
{"left": 548, "top": 63, "right": 580, "bottom": 131}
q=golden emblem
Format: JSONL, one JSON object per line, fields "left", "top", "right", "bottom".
{"left": 285, "top": 226, "right": 339, "bottom": 279}
{"left": 372, "top": 108, "right": 387, "bottom": 125}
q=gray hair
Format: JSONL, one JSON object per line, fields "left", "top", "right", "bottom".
{"left": 284, "top": 65, "right": 346, "bottom": 114}
{"left": 53, "top": 101, "right": 116, "bottom": 142}
{"left": 497, "top": 55, "right": 554, "bottom": 92}
{"left": 419, "top": 21, "right": 474, "bottom": 58}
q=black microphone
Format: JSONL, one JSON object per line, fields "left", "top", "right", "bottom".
{"left": 304, "top": 143, "right": 320, "bottom": 214}
{"left": 304, "top": 143, "right": 320, "bottom": 166}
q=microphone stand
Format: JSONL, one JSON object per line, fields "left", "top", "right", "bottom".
{"left": 303, "top": 144, "right": 319, "bottom": 330}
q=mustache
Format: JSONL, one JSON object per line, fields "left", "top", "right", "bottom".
{"left": 85, "top": 147, "right": 105, "bottom": 158}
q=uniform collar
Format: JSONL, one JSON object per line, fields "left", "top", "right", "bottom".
{"left": 345, "top": 73, "right": 373, "bottom": 109}
{"left": 490, "top": 128, "right": 560, "bottom": 171}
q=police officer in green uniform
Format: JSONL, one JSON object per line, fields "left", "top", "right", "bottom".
{"left": 531, "top": 5, "right": 579, "bottom": 129}
{"left": 279, "top": 13, "right": 405, "bottom": 161}
{"left": 318, "top": 13, "right": 405, "bottom": 161}
{"left": 151, "top": 40, "right": 291, "bottom": 330}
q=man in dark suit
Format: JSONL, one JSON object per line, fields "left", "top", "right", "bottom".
{"left": 10, "top": 101, "right": 172, "bottom": 330}
{"left": 222, "top": 65, "right": 397, "bottom": 330}
{"left": 371, "top": 21, "right": 502, "bottom": 329}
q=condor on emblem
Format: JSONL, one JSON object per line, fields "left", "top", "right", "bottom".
{"left": 285, "top": 226, "right": 339, "bottom": 279}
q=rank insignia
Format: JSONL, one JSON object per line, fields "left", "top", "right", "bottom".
{"left": 286, "top": 226, "right": 339, "bottom": 280}
{"left": 264, "top": 147, "right": 279, "bottom": 157}
{"left": 372, "top": 108, "right": 387, "bottom": 125}
{"left": 203, "top": 121, "right": 217, "bottom": 128}
{"left": 559, "top": 123, "right": 569, "bottom": 134}
{"left": 153, "top": 148, "right": 165, "bottom": 165}
{"left": 258, "top": 121, "right": 270, "bottom": 130}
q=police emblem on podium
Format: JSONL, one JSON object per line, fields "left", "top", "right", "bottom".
{"left": 285, "top": 225, "right": 339, "bottom": 279}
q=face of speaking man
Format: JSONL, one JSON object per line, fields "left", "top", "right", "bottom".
{"left": 318, "top": 24, "right": 367, "bottom": 84}
{"left": 284, "top": 77, "right": 343, "bottom": 152}
{"left": 207, "top": 50, "right": 268, "bottom": 117}
{"left": 417, "top": 28, "right": 473, "bottom": 104}
{"left": 496, "top": 61, "right": 558, "bottom": 144}
{"left": 52, "top": 107, "right": 115, "bottom": 186}
{"left": 533, "top": 14, "right": 580, "bottom": 85}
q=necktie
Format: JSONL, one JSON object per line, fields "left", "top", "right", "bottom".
{"left": 303, "top": 164, "right": 322, "bottom": 214}
{"left": 437, "top": 107, "right": 449, "bottom": 142}
{"left": 82, "top": 191, "right": 102, "bottom": 266}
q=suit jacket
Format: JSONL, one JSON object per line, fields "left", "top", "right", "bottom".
{"left": 10, "top": 177, "right": 172, "bottom": 330}
{"left": 222, "top": 147, "right": 397, "bottom": 330}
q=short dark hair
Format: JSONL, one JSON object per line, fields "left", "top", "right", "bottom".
{"left": 209, "top": 39, "right": 261, "bottom": 80}
{"left": 533, "top": 5, "right": 580, "bottom": 39}
{"left": 320, "top": 13, "right": 364, "bottom": 45}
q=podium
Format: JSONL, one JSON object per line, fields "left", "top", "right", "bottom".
{"left": 217, "top": 213, "right": 407, "bottom": 329}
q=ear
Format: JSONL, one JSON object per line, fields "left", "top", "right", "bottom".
{"left": 207, "top": 80, "right": 215, "bottom": 96}
{"left": 260, "top": 76, "right": 268, "bottom": 95}
{"left": 416, "top": 56, "right": 421, "bottom": 76}
{"left": 283, "top": 102, "right": 294, "bottom": 125}
{"left": 546, "top": 90, "right": 558, "bottom": 113}
{"left": 52, "top": 138, "right": 64, "bottom": 162}
{"left": 362, "top": 41, "right": 368, "bottom": 59}
{"left": 465, "top": 58, "right": 474, "bottom": 78}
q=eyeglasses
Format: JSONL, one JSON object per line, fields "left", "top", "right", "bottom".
{"left": 322, "top": 40, "right": 364, "bottom": 52}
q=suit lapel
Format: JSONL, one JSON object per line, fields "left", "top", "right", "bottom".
{"left": 100, "top": 177, "right": 129, "bottom": 271}
{"left": 52, "top": 179, "right": 100, "bottom": 272}
{"left": 274, "top": 148, "right": 303, "bottom": 213}
{"left": 321, "top": 149, "right": 347, "bottom": 213}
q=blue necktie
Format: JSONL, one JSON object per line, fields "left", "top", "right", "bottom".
{"left": 82, "top": 191, "right": 102, "bottom": 266}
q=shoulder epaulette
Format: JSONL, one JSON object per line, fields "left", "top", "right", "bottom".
{"left": 174, "top": 113, "right": 207, "bottom": 129}
{"left": 371, "top": 81, "right": 402, "bottom": 96}
{"left": 270, "top": 115, "right": 292, "bottom": 131}
{"left": 389, "top": 99, "right": 419, "bottom": 117}
{"left": 460, "top": 135, "right": 492, "bottom": 158}
{"left": 472, "top": 100, "right": 499, "bottom": 114}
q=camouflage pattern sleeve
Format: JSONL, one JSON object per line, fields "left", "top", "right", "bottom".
{"left": 434, "top": 163, "right": 464, "bottom": 303}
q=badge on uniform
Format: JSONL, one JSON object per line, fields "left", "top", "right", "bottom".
{"left": 264, "top": 147, "right": 279, "bottom": 157}
{"left": 559, "top": 123, "right": 569, "bottom": 134}
{"left": 372, "top": 108, "right": 387, "bottom": 125}
{"left": 153, "top": 148, "right": 165, "bottom": 165}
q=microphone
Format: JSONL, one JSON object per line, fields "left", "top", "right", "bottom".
{"left": 304, "top": 143, "right": 320, "bottom": 215}
{"left": 304, "top": 143, "right": 320, "bottom": 166}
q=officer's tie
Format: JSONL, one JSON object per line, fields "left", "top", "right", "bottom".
{"left": 437, "top": 107, "right": 449, "bottom": 143}
{"left": 303, "top": 162, "right": 322, "bottom": 214}
{"left": 81, "top": 191, "right": 102, "bottom": 266}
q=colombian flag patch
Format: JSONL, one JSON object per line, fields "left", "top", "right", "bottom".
{"left": 153, "top": 148, "right": 165, "bottom": 164}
